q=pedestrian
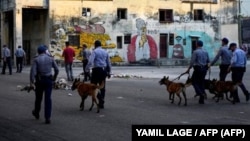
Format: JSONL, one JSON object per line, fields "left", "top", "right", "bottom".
{"left": 185, "top": 40, "right": 210, "bottom": 104}
{"left": 81, "top": 44, "right": 91, "bottom": 81}
{"left": 62, "top": 41, "right": 75, "bottom": 81}
{"left": 15, "top": 45, "right": 26, "bottom": 73}
{"left": 30, "top": 45, "right": 59, "bottom": 124}
{"left": 1, "top": 44, "right": 12, "bottom": 75}
{"left": 86, "top": 40, "right": 111, "bottom": 109}
{"left": 228, "top": 43, "right": 249, "bottom": 103}
{"left": 209, "top": 38, "right": 232, "bottom": 81}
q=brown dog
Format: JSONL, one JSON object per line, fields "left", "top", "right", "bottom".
{"left": 186, "top": 77, "right": 219, "bottom": 99}
{"left": 71, "top": 78, "right": 104, "bottom": 113}
{"left": 210, "top": 79, "right": 238, "bottom": 104}
{"left": 159, "top": 76, "right": 191, "bottom": 106}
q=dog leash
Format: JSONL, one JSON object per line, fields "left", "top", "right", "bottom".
{"left": 172, "top": 72, "right": 188, "bottom": 81}
{"left": 207, "top": 67, "right": 211, "bottom": 80}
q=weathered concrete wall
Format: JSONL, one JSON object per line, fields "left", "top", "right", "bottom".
{"left": 48, "top": 0, "right": 236, "bottom": 64}
{"left": 1, "top": 0, "right": 238, "bottom": 65}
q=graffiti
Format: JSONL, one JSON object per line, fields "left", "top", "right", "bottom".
{"left": 147, "top": 29, "right": 159, "bottom": 34}
{"left": 127, "top": 18, "right": 158, "bottom": 62}
{"left": 49, "top": 16, "right": 122, "bottom": 63}
{"left": 172, "top": 36, "right": 184, "bottom": 59}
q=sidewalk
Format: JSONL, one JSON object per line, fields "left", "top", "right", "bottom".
{"left": 14, "top": 60, "right": 250, "bottom": 80}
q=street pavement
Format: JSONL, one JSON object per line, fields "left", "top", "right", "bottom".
{"left": 1, "top": 63, "right": 250, "bottom": 141}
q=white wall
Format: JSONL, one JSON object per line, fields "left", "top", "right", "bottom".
{"left": 221, "top": 24, "right": 239, "bottom": 45}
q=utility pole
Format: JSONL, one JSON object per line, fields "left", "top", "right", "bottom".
{"left": 238, "top": 0, "right": 242, "bottom": 46}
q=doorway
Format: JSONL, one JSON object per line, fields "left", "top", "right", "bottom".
{"left": 23, "top": 40, "right": 31, "bottom": 65}
{"left": 160, "top": 34, "right": 168, "bottom": 58}
{"left": 191, "top": 37, "right": 199, "bottom": 53}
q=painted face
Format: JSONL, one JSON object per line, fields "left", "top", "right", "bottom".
{"left": 172, "top": 44, "right": 184, "bottom": 59}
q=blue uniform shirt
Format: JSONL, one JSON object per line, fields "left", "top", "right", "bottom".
{"left": 231, "top": 48, "right": 247, "bottom": 68}
{"left": 15, "top": 48, "right": 25, "bottom": 57}
{"left": 2, "top": 47, "right": 11, "bottom": 58}
{"left": 210, "top": 45, "right": 232, "bottom": 65}
{"left": 86, "top": 46, "right": 111, "bottom": 72}
{"left": 30, "top": 53, "right": 59, "bottom": 83}
{"left": 189, "top": 47, "right": 210, "bottom": 68}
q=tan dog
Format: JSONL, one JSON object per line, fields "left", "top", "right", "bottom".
{"left": 71, "top": 78, "right": 104, "bottom": 113}
{"left": 159, "top": 76, "right": 191, "bottom": 106}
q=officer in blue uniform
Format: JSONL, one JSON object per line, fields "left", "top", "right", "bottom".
{"left": 209, "top": 38, "right": 232, "bottom": 81}
{"left": 86, "top": 40, "right": 111, "bottom": 109}
{"left": 186, "top": 40, "right": 210, "bottom": 104}
{"left": 1, "top": 45, "right": 12, "bottom": 75}
{"left": 228, "top": 43, "right": 250, "bottom": 103}
{"left": 30, "top": 45, "right": 59, "bottom": 124}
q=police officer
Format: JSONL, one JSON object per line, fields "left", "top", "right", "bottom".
{"left": 186, "top": 40, "right": 210, "bottom": 104}
{"left": 1, "top": 45, "right": 12, "bottom": 75}
{"left": 30, "top": 45, "right": 59, "bottom": 124}
{"left": 209, "top": 38, "right": 232, "bottom": 81}
{"left": 15, "top": 45, "right": 26, "bottom": 73}
{"left": 228, "top": 43, "right": 250, "bottom": 103}
{"left": 81, "top": 44, "right": 91, "bottom": 81}
{"left": 86, "top": 40, "right": 111, "bottom": 109}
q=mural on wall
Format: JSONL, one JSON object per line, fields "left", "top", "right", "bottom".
{"left": 172, "top": 36, "right": 185, "bottom": 59}
{"left": 127, "top": 18, "right": 158, "bottom": 62}
{"left": 49, "top": 16, "right": 122, "bottom": 63}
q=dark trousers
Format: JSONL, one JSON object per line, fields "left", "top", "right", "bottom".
{"left": 219, "top": 64, "right": 230, "bottom": 81}
{"left": 82, "top": 59, "right": 91, "bottom": 81}
{"left": 34, "top": 77, "right": 53, "bottom": 120}
{"left": 192, "top": 66, "right": 208, "bottom": 99}
{"left": 1, "top": 57, "right": 12, "bottom": 74}
{"left": 231, "top": 67, "right": 249, "bottom": 102}
{"left": 16, "top": 57, "right": 24, "bottom": 73}
{"left": 91, "top": 67, "right": 107, "bottom": 106}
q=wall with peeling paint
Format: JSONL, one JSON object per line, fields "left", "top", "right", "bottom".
{"left": 46, "top": 0, "right": 238, "bottom": 64}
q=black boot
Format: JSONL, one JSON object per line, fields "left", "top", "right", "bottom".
{"left": 199, "top": 95, "right": 204, "bottom": 104}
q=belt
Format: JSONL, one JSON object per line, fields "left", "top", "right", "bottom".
{"left": 40, "top": 75, "right": 52, "bottom": 78}
{"left": 93, "top": 67, "right": 106, "bottom": 70}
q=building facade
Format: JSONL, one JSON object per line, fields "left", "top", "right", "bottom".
{"left": 0, "top": 0, "right": 239, "bottom": 65}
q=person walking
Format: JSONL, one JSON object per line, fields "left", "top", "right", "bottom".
{"left": 62, "top": 41, "right": 75, "bottom": 81}
{"left": 30, "top": 45, "right": 59, "bottom": 124}
{"left": 86, "top": 40, "right": 111, "bottom": 109}
{"left": 185, "top": 40, "right": 210, "bottom": 104}
{"left": 81, "top": 44, "right": 91, "bottom": 81}
{"left": 15, "top": 45, "right": 26, "bottom": 73}
{"left": 1, "top": 45, "right": 12, "bottom": 75}
{"left": 228, "top": 43, "right": 250, "bottom": 103}
{"left": 209, "top": 38, "right": 232, "bottom": 81}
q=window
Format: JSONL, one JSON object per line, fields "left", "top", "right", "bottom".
{"left": 169, "top": 33, "right": 175, "bottom": 45}
{"left": 193, "top": 9, "right": 203, "bottom": 21}
{"left": 159, "top": 9, "right": 173, "bottom": 23}
{"left": 82, "top": 8, "right": 91, "bottom": 17}
{"left": 181, "top": 0, "right": 217, "bottom": 4}
{"left": 117, "top": 36, "right": 122, "bottom": 49}
{"left": 68, "top": 35, "right": 80, "bottom": 47}
{"left": 117, "top": 8, "right": 127, "bottom": 20}
{"left": 124, "top": 34, "right": 131, "bottom": 44}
